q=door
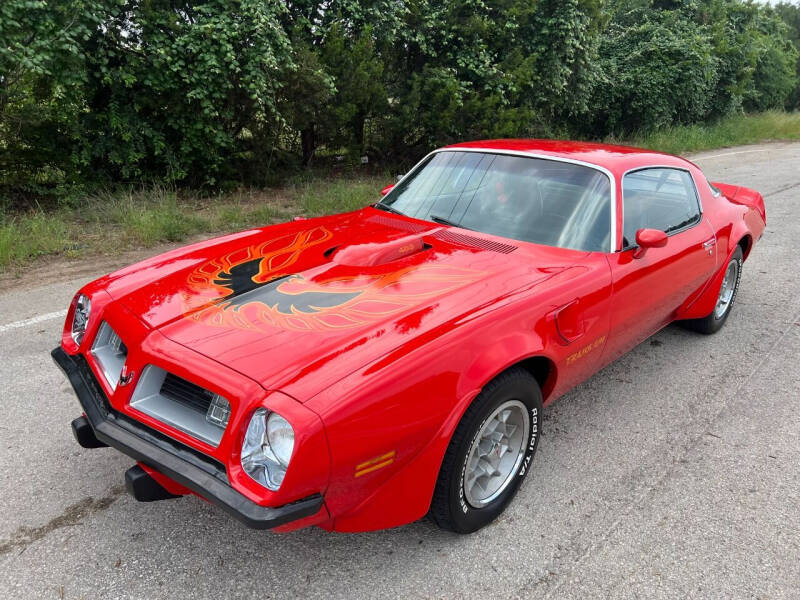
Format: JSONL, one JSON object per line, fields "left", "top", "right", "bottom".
{"left": 603, "top": 167, "right": 717, "bottom": 363}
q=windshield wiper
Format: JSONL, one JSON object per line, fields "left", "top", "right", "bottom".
{"left": 430, "top": 214, "right": 473, "bottom": 230}
{"left": 374, "top": 202, "right": 406, "bottom": 216}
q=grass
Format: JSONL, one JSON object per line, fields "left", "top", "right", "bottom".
{"left": 0, "top": 212, "right": 74, "bottom": 268}
{"left": 0, "top": 174, "right": 386, "bottom": 273}
{"left": 626, "top": 110, "right": 800, "bottom": 155}
{"left": 3, "top": 110, "right": 800, "bottom": 273}
{"left": 294, "top": 177, "right": 388, "bottom": 216}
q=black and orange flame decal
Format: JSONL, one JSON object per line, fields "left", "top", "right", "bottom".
{"left": 182, "top": 226, "right": 483, "bottom": 332}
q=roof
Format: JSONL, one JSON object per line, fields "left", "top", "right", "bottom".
{"left": 443, "top": 139, "right": 696, "bottom": 176}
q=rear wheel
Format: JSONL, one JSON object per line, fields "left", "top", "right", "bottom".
{"left": 683, "top": 246, "right": 743, "bottom": 334}
{"left": 430, "top": 368, "right": 542, "bottom": 533}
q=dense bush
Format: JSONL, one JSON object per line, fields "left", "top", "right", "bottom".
{"left": 589, "top": 9, "right": 718, "bottom": 134}
{"left": 1, "top": 0, "right": 798, "bottom": 200}
{"left": 77, "top": 0, "right": 294, "bottom": 185}
{"left": 0, "top": 0, "right": 102, "bottom": 200}
{"left": 774, "top": 2, "right": 800, "bottom": 109}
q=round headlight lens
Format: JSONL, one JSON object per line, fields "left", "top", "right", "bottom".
{"left": 266, "top": 412, "right": 294, "bottom": 467}
{"left": 240, "top": 408, "right": 294, "bottom": 491}
{"left": 71, "top": 294, "right": 91, "bottom": 345}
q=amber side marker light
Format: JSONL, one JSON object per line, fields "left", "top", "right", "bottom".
{"left": 355, "top": 450, "right": 396, "bottom": 477}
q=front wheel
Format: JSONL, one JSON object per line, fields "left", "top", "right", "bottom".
{"left": 429, "top": 368, "right": 542, "bottom": 533}
{"left": 683, "top": 246, "right": 743, "bottom": 334}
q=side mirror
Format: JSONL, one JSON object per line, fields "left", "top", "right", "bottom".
{"left": 380, "top": 183, "right": 395, "bottom": 196}
{"left": 633, "top": 228, "right": 667, "bottom": 259}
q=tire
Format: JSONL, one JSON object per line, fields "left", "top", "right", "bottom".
{"left": 429, "top": 368, "right": 543, "bottom": 534}
{"left": 683, "top": 246, "right": 743, "bottom": 335}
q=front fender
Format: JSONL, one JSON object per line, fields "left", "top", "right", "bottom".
{"left": 306, "top": 306, "right": 556, "bottom": 532}
{"left": 303, "top": 258, "right": 611, "bottom": 532}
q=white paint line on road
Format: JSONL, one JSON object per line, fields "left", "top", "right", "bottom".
{"left": 693, "top": 148, "right": 772, "bottom": 161}
{"left": 0, "top": 309, "right": 67, "bottom": 334}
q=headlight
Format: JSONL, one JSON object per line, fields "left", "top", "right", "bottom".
{"left": 71, "top": 294, "right": 91, "bottom": 345}
{"left": 266, "top": 413, "right": 294, "bottom": 466}
{"left": 241, "top": 408, "right": 295, "bottom": 490}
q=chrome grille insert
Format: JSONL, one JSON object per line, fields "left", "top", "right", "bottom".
{"left": 130, "top": 366, "right": 230, "bottom": 447}
{"left": 160, "top": 373, "right": 215, "bottom": 414}
{"left": 90, "top": 322, "right": 128, "bottom": 391}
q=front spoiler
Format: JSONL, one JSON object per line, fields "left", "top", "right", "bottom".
{"left": 52, "top": 346, "right": 323, "bottom": 530}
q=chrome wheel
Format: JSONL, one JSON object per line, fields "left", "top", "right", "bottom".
{"left": 714, "top": 259, "right": 739, "bottom": 319}
{"left": 463, "top": 400, "right": 530, "bottom": 508}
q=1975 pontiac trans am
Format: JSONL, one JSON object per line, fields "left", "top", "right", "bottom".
{"left": 53, "top": 140, "right": 766, "bottom": 534}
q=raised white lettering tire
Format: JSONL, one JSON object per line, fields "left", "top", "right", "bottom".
{"left": 429, "top": 368, "right": 542, "bottom": 533}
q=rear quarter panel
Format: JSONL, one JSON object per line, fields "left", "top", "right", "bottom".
{"left": 677, "top": 175, "right": 765, "bottom": 320}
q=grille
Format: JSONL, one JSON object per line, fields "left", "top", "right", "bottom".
{"left": 130, "top": 366, "right": 231, "bottom": 447}
{"left": 431, "top": 230, "right": 518, "bottom": 254}
{"left": 91, "top": 321, "right": 128, "bottom": 391}
{"left": 72, "top": 354, "right": 228, "bottom": 479}
{"left": 160, "top": 373, "right": 215, "bottom": 415}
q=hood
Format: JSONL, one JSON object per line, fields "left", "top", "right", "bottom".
{"left": 102, "top": 208, "right": 585, "bottom": 400}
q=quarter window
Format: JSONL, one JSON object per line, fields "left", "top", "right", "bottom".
{"left": 622, "top": 168, "right": 701, "bottom": 248}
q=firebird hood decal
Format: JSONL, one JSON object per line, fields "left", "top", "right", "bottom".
{"left": 216, "top": 273, "right": 362, "bottom": 315}
{"left": 181, "top": 227, "right": 485, "bottom": 332}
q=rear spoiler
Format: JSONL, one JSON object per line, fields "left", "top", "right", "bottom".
{"left": 712, "top": 182, "right": 766, "bottom": 225}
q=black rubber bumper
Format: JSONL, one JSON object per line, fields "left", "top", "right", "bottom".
{"left": 52, "top": 346, "right": 323, "bottom": 529}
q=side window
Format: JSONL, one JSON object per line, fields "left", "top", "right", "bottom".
{"left": 622, "top": 168, "right": 701, "bottom": 248}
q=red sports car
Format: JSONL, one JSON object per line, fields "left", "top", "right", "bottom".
{"left": 53, "top": 140, "right": 765, "bottom": 533}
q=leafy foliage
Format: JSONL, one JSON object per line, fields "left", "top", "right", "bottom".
{"left": 1, "top": 0, "right": 798, "bottom": 200}
{"left": 589, "top": 9, "right": 718, "bottom": 134}
{"left": 77, "top": 0, "right": 293, "bottom": 185}
{"left": 774, "top": 2, "right": 800, "bottom": 108}
{"left": 0, "top": 0, "right": 102, "bottom": 200}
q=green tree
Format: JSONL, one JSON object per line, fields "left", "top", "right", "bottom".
{"left": 379, "top": 0, "right": 604, "bottom": 155}
{"left": 774, "top": 1, "right": 800, "bottom": 108}
{"left": 589, "top": 8, "right": 718, "bottom": 134}
{"left": 319, "top": 24, "right": 387, "bottom": 157}
{"left": 277, "top": 1, "right": 400, "bottom": 164}
{"left": 0, "top": 0, "right": 101, "bottom": 199}
{"left": 77, "top": 0, "right": 294, "bottom": 185}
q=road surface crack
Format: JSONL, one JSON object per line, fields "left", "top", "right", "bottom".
{"left": 764, "top": 180, "right": 800, "bottom": 198}
{"left": 0, "top": 485, "right": 124, "bottom": 557}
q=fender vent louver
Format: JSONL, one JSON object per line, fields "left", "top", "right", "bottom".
{"left": 367, "top": 214, "right": 430, "bottom": 233}
{"left": 432, "top": 230, "right": 517, "bottom": 254}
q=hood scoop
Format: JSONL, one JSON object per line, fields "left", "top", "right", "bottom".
{"left": 332, "top": 235, "right": 428, "bottom": 267}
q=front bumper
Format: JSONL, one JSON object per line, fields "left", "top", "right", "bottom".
{"left": 52, "top": 346, "right": 323, "bottom": 529}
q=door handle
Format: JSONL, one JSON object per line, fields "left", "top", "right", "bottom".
{"left": 702, "top": 237, "right": 716, "bottom": 255}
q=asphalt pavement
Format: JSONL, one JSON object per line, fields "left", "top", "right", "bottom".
{"left": 1, "top": 142, "right": 798, "bottom": 599}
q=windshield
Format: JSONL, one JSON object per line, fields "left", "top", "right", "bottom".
{"left": 380, "top": 151, "right": 612, "bottom": 252}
